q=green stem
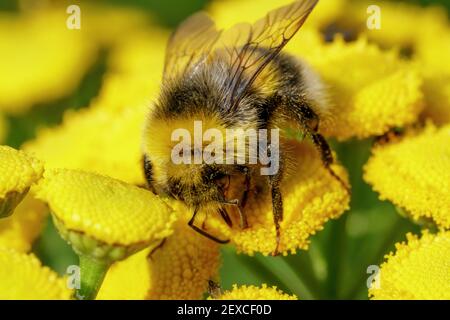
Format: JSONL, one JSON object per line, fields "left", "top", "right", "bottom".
{"left": 283, "top": 252, "right": 322, "bottom": 299}
{"left": 76, "top": 255, "right": 111, "bottom": 300}
{"left": 344, "top": 216, "right": 404, "bottom": 299}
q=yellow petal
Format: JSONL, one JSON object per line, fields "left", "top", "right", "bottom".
{"left": 213, "top": 284, "right": 297, "bottom": 300}
{"left": 0, "top": 247, "right": 72, "bottom": 299}
{"left": 364, "top": 124, "right": 450, "bottom": 228}
{"left": 204, "top": 139, "right": 349, "bottom": 256}
{"left": 98, "top": 210, "right": 221, "bottom": 300}
{"left": 0, "top": 194, "right": 47, "bottom": 252}
{"left": 33, "top": 169, "right": 175, "bottom": 248}
{"left": 369, "top": 231, "right": 450, "bottom": 300}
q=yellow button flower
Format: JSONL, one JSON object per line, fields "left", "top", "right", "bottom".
{"left": 33, "top": 168, "right": 175, "bottom": 299}
{"left": 33, "top": 168, "right": 175, "bottom": 251}
{"left": 369, "top": 231, "right": 450, "bottom": 300}
{"left": 0, "top": 146, "right": 43, "bottom": 218}
{"left": 0, "top": 194, "right": 47, "bottom": 252}
{"left": 208, "top": 0, "right": 346, "bottom": 30}
{"left": 0, "top": 247, "right": 72, "bottom": 300}
{"left": 24, "top": 105, "right": 147, "bottom": 185}
{"left": 294, "top": 37, "right": 424, "bottom": 140}
{"left": 98, "top": 208, "right": 221, "bottom": 300}
{"left": 23, "top": 29, "right": 167, "bottom": 185}
{"left": 0, "top": 8, "right": 95, "bottom": 115}
{"left": 416, "top": 29, "right": 450, "bottom": 126}
{"left": 204, "top": 139, "right": 349, "bottom": 256}
{"left": 211, "top": 284, "right": 297, "bottom": 300}
{"left": 364, "top": 124, "right": 450, "bottom": 228}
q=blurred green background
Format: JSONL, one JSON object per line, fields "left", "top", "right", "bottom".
{"left": 1, "top": 0, "right": 446, "bottom": 299}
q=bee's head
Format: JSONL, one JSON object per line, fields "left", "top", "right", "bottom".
{"left": 143, "top": 111, "right": 246, "bottom": 209}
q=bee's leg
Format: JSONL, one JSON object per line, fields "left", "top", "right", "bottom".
{"left": 310, "top": 132, "right": 350, "bottom": 194}
{"left": 240, "top": 167, "right": 251, "bottom": 210}
{"left": 142, "top": 154, "right": 157, "bottom": 194}
{"left": 268, "top": 169, "right": 283, "bottom": 256}
{"left": 218, "top": 207, "right": 233, "bottom": 228}
{"left": 288, "top": 101, "right": 350, "bottom": 193}
{"left": 221, "top": 199, "right": 248, "bottom": 230}
{"left": 188, "top": 207, "right": 230, "bottom": 244}
{"left": 148, "top": 238, "right": 166, "bottom": 260}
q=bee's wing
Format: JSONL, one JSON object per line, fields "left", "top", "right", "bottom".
{"left": 219, "top": 0, "right": 318, "bottom": 110}
{"left": 163, "top": 12, "right": 222, "bottom": 81}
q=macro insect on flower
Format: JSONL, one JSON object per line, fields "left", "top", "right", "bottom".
{"left": 142, "top": 0, "right": 349, "bottom": 255}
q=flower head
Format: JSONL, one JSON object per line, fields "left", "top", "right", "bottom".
{"left": 211, "top": 284, "right": 297, "bottom": 300}
{"left": 364, "top": 124, "right": 450, "bottom": 228}
{"left": 369, "top": 231, "right": 450, "bottom": 300}
{"left": 294, "top": 38, "right": 424, "bottom": 140}
{"left": 0, "top": 247, "right": 72, "bottom": 300}
{"left": 98, "top": 209, "right": 221, "bottom": 300}
{"left": 33, "top": 169, "right": 175, "bottom": 260}
{"left": 0, "top": 146, "right": 43, "bottom": 218}
{"left": 0, "top": 8, "right": 95, "bottom": 114}
{"left": 204, "top": 139, "right": 349, "bottom": 256}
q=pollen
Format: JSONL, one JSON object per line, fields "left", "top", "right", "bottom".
{"left": 0, "top": 146, "right": 43, "bottom": 218}
{"left": 0, "top": 247, "right": 72, "bottom": 300}
{"left": 212, "top": 284, "right": 297, "bottom": 300}
{"left": 98, "top": 206, "right": 221, "bottom": 300}
{"left": 369, "top": 231, "right": 450, "bottom": 300}
{"left": 364, "top": 124, "right": 450, "bottom": 228}
{"left": 33, "top": 169, "right": 175, "bottom": 250}
{"left": 205, "top": 139, "right": 350, "bottom": 256}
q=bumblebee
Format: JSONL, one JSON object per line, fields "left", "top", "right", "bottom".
{"left": 142, "top": 0, "right": 347, "bottom": 254}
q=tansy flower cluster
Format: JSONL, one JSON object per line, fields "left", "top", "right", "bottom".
{"left": 0, "top": 0, "right": 449, "bottom": 300}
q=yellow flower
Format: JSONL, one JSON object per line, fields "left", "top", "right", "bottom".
{"left": 416, "top": 29, "right": 450, "bottom": 126}
{"left": 23, "top": 30, "right": 167, "bottom": 185}
{"left": 0, "top": 8, "right": 96, "bottom": 115}
{"left": 24, "top": 105, "right": 147, "bottom": 185}
{"left": 0, "top": 247, "right": 72, "bottom": 300}
{"left": 0, "top": 194, "right": 47, "bottom": 252}
{"left": 98, "top": 209, "right": 221, "bottom": 300}
{"left": 364, "top": 124, "right": 450, "bottom": 228}
{"left": 208, "top": 0, "right": 347, "bottom": 30}
{"left": 203, "top": 139, "right": 349, "bottom": 256}
{"left": 212, "top": 284, "right": 297, "bottom": 300}
{"left": 350, "top": 1, "right": 448, "bottom": 50}
{"left": 369, "top": 231, "right": 450, "bottom": 300}
{"left": 33, "top": 168, "right": 175, "bottom": 255}
{"left": 292, "top": 37, "right": 424, "bottom": 140}
{"left": 0, "top": 146, "right": 43, "bottom": 218}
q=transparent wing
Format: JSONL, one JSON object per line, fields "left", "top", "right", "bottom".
{"left": 163, "top": 12, "right": 222, "bottom": 81}
{"left": 218, "top": 0, "right": 319, "bottom": 110}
